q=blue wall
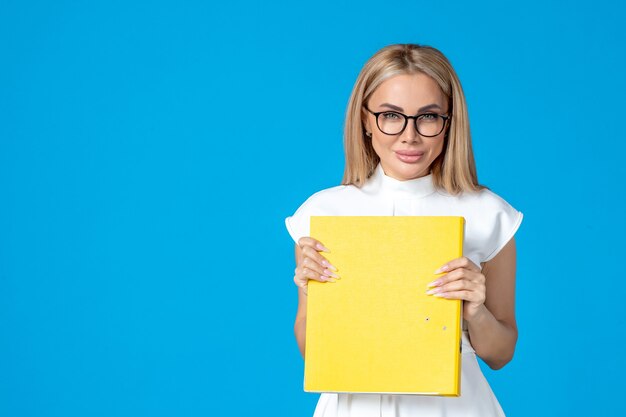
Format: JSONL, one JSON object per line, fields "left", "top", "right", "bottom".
{"left": 1, "top": 1, "right": 624, "bottom": 416}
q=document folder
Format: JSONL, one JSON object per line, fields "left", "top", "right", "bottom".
{"left": 305, "top": 216, "right": 464, "bottom": 396}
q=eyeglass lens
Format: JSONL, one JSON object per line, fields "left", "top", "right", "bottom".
{"left": 377, "top": 112, "right": 445, "bottom": 136}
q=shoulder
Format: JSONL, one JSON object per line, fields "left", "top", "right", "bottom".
{"left": 437, "top": 187, "right": 523, "bottom": 263}
{"left": 433, "top": 185, "right": 518, "bottom": 213}
{"left": 458, "top": 188, "right": 518, "bottom": 213}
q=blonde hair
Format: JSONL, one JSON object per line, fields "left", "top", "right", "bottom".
{"left": 342, "top": 44, "right": 485, "bottom": 194}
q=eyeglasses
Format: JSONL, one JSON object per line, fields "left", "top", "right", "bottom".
{"left": 364, "top": 105, "right": 450, "bottom": 137}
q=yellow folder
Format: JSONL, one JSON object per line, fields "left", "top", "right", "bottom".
{"left": 305, "top": 216, "right": 464, "bottom": 396}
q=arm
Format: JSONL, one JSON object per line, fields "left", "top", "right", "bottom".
{"left": 292, "top": 239, "right": 338, "bottom": 359}
{"left": 428, "top": 237, "right": 518, "bottom": 370}
{"left": 294, "top": 244, "right": 308, "bottom": 358}
{"left": 467, "top": 237, "right": 518, "bottom": 369}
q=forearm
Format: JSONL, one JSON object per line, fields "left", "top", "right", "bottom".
{"left": 294, "top": 318, "right": 306, "bottom": 358}
{"left": 466, "top": 304, "right": 517, "bottom": 370}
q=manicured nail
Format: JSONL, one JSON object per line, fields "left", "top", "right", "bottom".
{"left": 324, "top": 269, "right": 340, "bottom": 279}
{"left": 433, "top": 292, "right": 447, "bottom": 298}
{"left": 434, "top": 265, "right": 449, "bottom": 274}
{"left": 427, "top": 279, "right": 442, "bottom": 288}
{"left": 426, "top": 288, "right": 441, "bottom": 295}
{"left": 316, "top": 243, "right": 331, "bottom": 253}
{"left": 321, "top": 259, "right": 338, "bottom": 271}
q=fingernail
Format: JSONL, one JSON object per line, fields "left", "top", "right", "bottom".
{"left": 321, "top": 260, "right": 338, "bottom": 271}
{"left": 427, "top": 279, "right": 442, "bottom": 288}
{"left": 433, "top": 292, "right": 447, "bottom": 298}
{"left": 322, "top": 276, "right": 336, "bottom": 283}
{"left": 434, "top": 265, "right": 449, "bottom": 274}
{"left": 426, "top": 288, "right": 441, "bottom": 295}
{"left": 316, "top": 243, "right": 331, "bottom": 253}
{"left": 324, "top": 269, "right": 340, "bottom": 278}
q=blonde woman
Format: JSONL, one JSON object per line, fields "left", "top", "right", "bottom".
{"left": 285, "top": 44, "right": 523, "bottom": 417}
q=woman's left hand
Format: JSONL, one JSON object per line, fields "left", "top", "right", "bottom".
{"left": 426, "top": 257, "right": 486, "bottom": 322}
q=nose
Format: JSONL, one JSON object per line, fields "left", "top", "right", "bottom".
{"left": 400, "top": 118, "right": 421, "bottom": 143}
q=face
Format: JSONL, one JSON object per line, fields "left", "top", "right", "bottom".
{"left": 364, "top": 73, "right": 449, "bottom": 181}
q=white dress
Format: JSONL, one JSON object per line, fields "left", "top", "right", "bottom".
{"left": 285, "top": 163, "right": 523, "bottom": 417}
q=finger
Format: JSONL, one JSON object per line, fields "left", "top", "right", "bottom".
{"left": 295, "top": 266, "right": 336, "bottom": 284}
{"left": 299, "top": 256, "right": 327, "bottom": 278}
{"left": 293, "top": 275, "right": 309, "bottom": 294}
{"left": 427, "top": 268, "right": 473, "bottom": 288}
{"left": 431, "top": 290, "right": 486, "bottom": 304}
{"left": 434, "top": 257, "right": 480, "bottom": 274}
{"left": 301, "top": 245, "right": 339, "bottom": 274}
{"left": 427, "top": 279, "right": 483, "bottom": 295}
{"left": 306, "top": 266, "right": 337, "bottom": 283}
{"left": 428, "top": 265, "right": 486, "bottom": 288}
{"left": 294, "top": 274, "right": 307, "bottom": 289}
{"left": 297, "top": 236, "right": 331, "bottom": 253}
{"left": 298, "top": 238, "right": 338, "bottom": 271}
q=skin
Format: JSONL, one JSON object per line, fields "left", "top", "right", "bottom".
{"left": 365, "top": 73, "right": 448, "bottom": 181}
{"left": 293, "top": 73, "right": 518, "bottom": 370}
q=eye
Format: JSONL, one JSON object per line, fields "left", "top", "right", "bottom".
{"left": 381, "top": 112, "right": 402, "bottom": 120}
{"left": 419, "top": 113, "right": 439, "bottom": 121}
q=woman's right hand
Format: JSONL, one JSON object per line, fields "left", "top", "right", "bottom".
{"left": 293, "top": 237, "right": 340, "bottom": 294}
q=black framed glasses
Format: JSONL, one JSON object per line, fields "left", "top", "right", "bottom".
{"left": 364, "top": 105, "right": 450, "bottom": 137}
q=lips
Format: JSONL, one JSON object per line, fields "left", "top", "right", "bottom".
{"left": 395, "top": 150, "right": 424, "bottom": 157}
{"left": 394, "top": 150, "right": 424, "bottom": 163}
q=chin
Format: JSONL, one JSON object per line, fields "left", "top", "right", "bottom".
{"left": 387, "top": 162, "right": 430, "bottom": 180}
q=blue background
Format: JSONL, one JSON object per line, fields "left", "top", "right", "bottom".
{"left": 1, "top": 1, "right": 625, "bottom": 416}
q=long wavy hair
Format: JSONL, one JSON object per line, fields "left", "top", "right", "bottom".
{"left": 342, "top": 44, "right": 485, "bottom": 194}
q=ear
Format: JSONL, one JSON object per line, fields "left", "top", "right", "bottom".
{"left": 362, "top": 112, "right": 372, "bottom": 137}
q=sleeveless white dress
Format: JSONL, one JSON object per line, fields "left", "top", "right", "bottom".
{"left": 285, "top": 164, "right": 523, "bottom": 417}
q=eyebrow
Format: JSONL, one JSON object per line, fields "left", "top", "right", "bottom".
{"left": 379, "top": 102, "right": 443, "bottom": 112}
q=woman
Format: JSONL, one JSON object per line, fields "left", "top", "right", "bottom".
{"left": 285, "top": 44, "right": 523, "bottom": 417}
